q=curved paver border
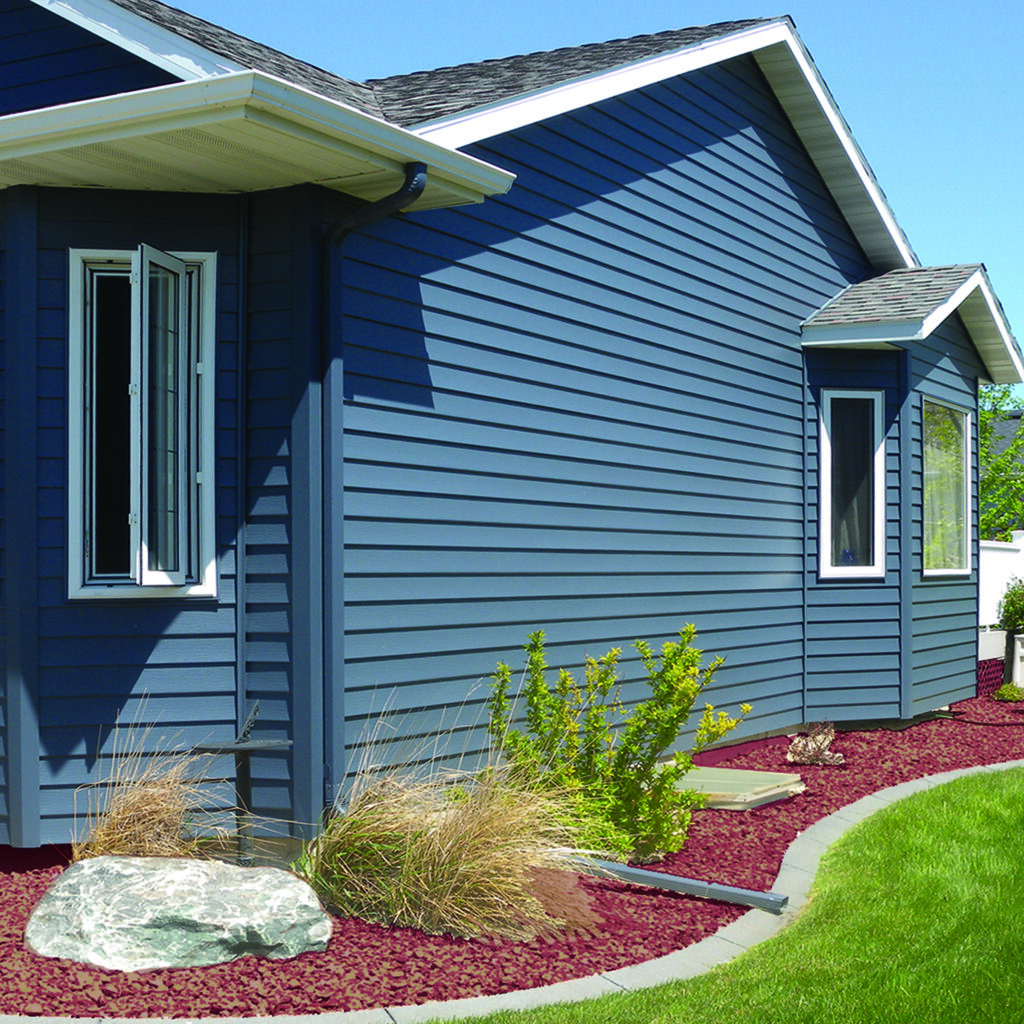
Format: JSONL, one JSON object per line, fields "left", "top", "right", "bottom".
{"left": 8, "top": 759, "right": 1024, "bottom": 1024}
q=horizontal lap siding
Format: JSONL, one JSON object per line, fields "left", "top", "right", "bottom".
{"left": 340, "top": 55, "right": 872, "bottom": 769}
{"left": 910, "top": 315, "right": 983, "bottom": 715}
{"left": 33, "top": 191, "right": 240, "bottom": 843}
{"left": 0, "top": 211, "right": 6, "bottom": 841}
{"left": 0, "top": 0, "right": 176, "bottom": 115}
{"left": 804, "top": 351, "right": 903, "bottom": 720}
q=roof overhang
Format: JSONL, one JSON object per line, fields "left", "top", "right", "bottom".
{"left": 801, "top": 267, "right": 1024, "bottom": 384}
{"left": 412, "top": 19, "right": 916, "bottom": 271}
{"left": 0, "top": 71, "right": 515, "bottom": 209}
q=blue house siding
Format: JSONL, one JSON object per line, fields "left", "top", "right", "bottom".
{"left": 0, "top": 0, "right": 176, "bottom": 117}
{"left": 0, "top": 211, "right": 5, "bottom": 842}
{"left": 909, "top": 314, "right": 983, "bottom": 716}
{"left": 337, "top": 54, "right": 875, "bottom": 775}
{"left": 804, "top": 350, "right": 904, "bottom": 720}
{"left": 0, "top": 188, "right": 244, "bottom": 843}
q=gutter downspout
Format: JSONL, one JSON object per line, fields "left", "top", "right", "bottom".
{"left": 325, "top": 161, "right": 428, "bottom": 248}
{"left": 319, "top": 162, "right": 429, "bottom": 811}
{"left": 568, "top": 857, "right": 789, "bottom": 914}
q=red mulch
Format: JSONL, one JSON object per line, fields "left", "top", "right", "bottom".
{"left": 4, "top": 672, "right": 1023, "bottom": 1018}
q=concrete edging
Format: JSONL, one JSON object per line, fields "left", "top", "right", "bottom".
{"left": 9, "top": 759, "right": 1024, "bottom": 1024}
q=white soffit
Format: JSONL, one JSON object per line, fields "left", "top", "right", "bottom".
{"left": 29, "top": 0, "right": 244, "bottom": 79}
{"left": 0, "top": 73, "right": 515, "bottom": 209}
{"left": 414, "top": 19, "right": 917, "bottom": 272}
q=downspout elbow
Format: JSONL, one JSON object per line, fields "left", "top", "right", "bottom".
{"left": 326, "top": 161, "right": 428, "bottom": 247}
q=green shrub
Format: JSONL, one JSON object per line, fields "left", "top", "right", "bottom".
{"left": 992, "top": 683, "right": 1024, "bottom": 703}
{"left": 998, "top": 577, "right": 1024, "bottom": 632}
{"left": 487, "top": 624, "right": 750, "bottom": 863}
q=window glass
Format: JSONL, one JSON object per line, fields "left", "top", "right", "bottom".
{"left": 820, "top": 391, "right": 885, "bottom": 578}
{"left": 68, "top": 246, "right": 216, "bottom": 598}
{"left": 91, "top": 273, "right": 132, "bottom": 576}
{"left": 923, "top": 399, "right": 969, "bottom": 573}
{"left": 829, "top": 397, "right": 875, "bottom": 567}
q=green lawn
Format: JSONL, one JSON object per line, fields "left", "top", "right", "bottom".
{"left": 423, "top": 766, "right": 1024, "bottom": 1024}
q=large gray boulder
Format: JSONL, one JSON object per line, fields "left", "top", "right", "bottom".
{"left": 25, "top": 856, "right": 332, "bottom": 971}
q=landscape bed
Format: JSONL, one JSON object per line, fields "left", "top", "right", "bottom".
{"left": 1, "top": 682, "right": 1020, "bottom": 1019}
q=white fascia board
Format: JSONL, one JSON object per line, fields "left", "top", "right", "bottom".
{"left": 414, "top": 20, "right": 794, "bottom": 149}
{"left": 414, "top": 19, "right": 918, "bottom": 274}
{"left": 954, "top": 272, "right": 1024, "bottom": 384}
{"left": 0, "top": 71, "right": 515, "bottom": 201}
{"left": 28, "top": 0, "right": 244, "bottom": 79}
{"left": 754, "top": 34, "right": 917, "bottom": 271}
{"left": 801, "top": 321, "right": 924, "bottom": 347}
{"left": 919, "top": 269, "right": 988, "bottom": 339}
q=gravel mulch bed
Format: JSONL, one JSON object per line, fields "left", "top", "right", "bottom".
{"left": 2, "top": 669, "right": 1021, "bottom": 1018}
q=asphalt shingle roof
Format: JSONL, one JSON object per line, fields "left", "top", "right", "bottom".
{"left": 105, "top": 0, "right": 384, "bottom": 115}
{"left": 804, "top": 265, "right": 983, "bottom": 328}
{"left": 103, "top": 5, "right": 777, "bottom": 131}
{"left": 365, "top": 20, "right": 779, "bottom": 127}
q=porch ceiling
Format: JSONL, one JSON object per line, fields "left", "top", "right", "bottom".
{"left": 0, "top": 71, "right": 515, "bottom": 210}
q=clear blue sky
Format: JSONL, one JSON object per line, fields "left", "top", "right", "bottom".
{"left": 184, "top": 0, "right": 1023, "bottom": 359}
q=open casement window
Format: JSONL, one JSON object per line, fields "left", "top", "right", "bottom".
{"left": 922, "top": 398, "right": 971, "bottom": 576}
{"left": 819, "top": 390, "right": 885, "bottom": 579}
{"left": 69, "top": 246, "right": 217, "bottom": 598}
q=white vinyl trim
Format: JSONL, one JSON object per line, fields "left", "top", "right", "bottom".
{"left": 819, "top": 390, "right": 886, "bottom": 580}
{"left": 0, "top": 71, "right": 515, "bottom": 207}
{"left": 921, "top": 396, "right": 972, "bottom": 578}
{"left": 27, "top": 0, "right": 246, "bottom": 80}
{"left": 68, "top": 248, "right": 218, "bottom": 599}
{"left": 415, "top": 21, "right": 792, "bottom": 148}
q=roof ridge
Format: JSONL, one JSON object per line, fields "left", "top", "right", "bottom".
{"left": 365, "top": 18, "right": 782, "bottom": 127}
{"left": 366, "top": 19, "right": 778, "bottom": 86}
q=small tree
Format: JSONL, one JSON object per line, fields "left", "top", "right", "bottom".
{"left": 979, "top": 384, "right": 1024, "bottom": 542}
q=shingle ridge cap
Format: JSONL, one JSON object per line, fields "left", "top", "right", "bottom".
{"left": 364, "top": 17, "right": 782, "bottom": 87}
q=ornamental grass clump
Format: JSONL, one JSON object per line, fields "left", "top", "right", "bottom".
{"left": 293, "top": 767, "right": 594, "bottom": 940}
{"left": 72, "top": 708, "right": 225, "bottom": 862}
{"left": 487, "top": 624, "right": 750, "bottom": 863}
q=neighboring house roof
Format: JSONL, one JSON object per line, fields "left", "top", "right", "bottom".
{"left": 991, "top": 410, "right": 1024, "bottom": 454}
{"left": 801, "top": 265, "right": 1023, "bottom": 384}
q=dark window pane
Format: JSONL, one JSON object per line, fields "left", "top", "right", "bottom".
{"left": 830, "top": 397, "right": 874, "bottom": 567}
{"left": 92, "top": 274, "right": 132, "bottom": 576}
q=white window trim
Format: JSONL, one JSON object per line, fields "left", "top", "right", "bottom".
{"left": 921, "top": 396, "right": 972, "bottom": 578}
{"left": 68, "top": 248, "right": 217, "bottom": 599}
{"left": 819, "top": 389, "right": 886, "bottom": 580}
